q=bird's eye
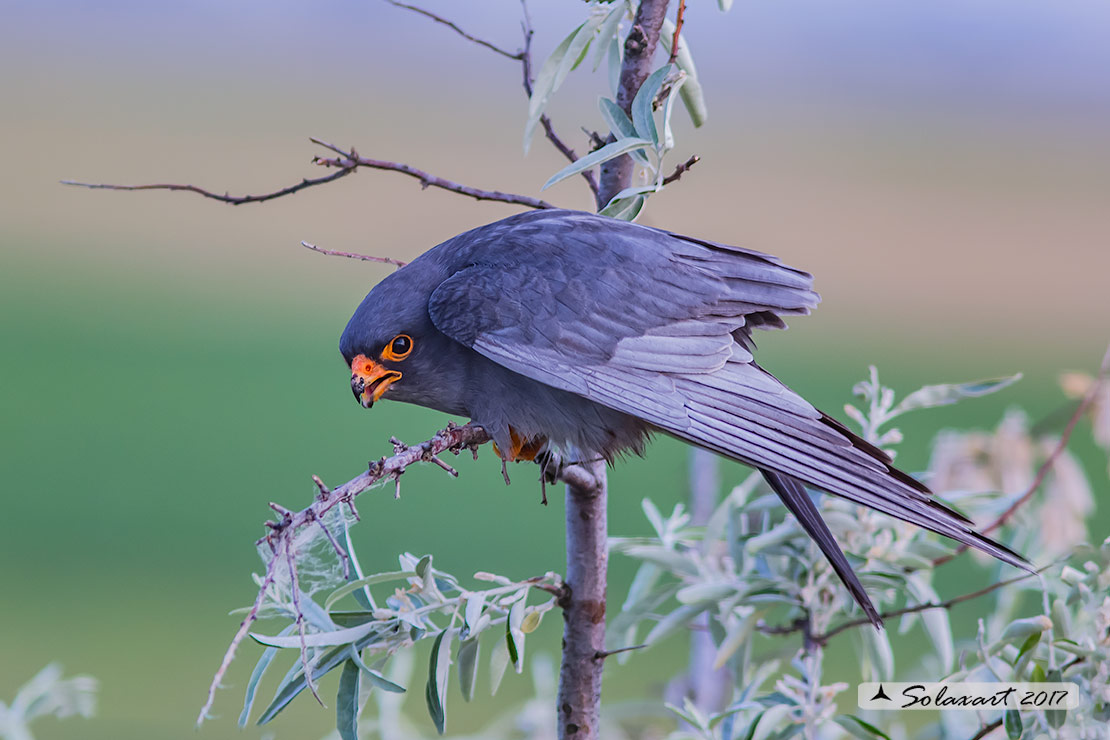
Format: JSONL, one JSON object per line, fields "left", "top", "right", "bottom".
{"left": 383, "top": 334, "right": 413, "bottom": 361}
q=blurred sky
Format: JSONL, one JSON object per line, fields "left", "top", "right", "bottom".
{"left": 1, "top": 2, "right": 1108, "bottom": 738}
{"left": 3, "top": 0, "right": 1108, "bottom": 344}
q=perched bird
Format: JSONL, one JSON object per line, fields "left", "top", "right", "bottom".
{"left": 340, "top": 209, "right": 1028, "bottom": 625}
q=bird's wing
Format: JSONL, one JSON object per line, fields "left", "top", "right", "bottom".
{"left": 427, "top": 213, "right": 1028, "bottom": 577}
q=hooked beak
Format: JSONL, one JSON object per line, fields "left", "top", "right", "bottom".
{"left": 350, "top": 354, "right": 402, "bottom": 409}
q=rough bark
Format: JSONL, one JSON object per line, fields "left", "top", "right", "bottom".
{"left": 557, "top": 459, "right": 608, "bottom": 739}
{"left": 598, "top": 0, "right": 673, "bottom": 206}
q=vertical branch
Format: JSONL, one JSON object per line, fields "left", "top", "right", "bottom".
{"left": 558, "top": 460, "right": 608, "bottom": 739}
{"left": 598, "top": 0, "right": 673, "bottom": 205}
{"left": 685, "top": 448, "right": 730, "bottom": 713}
{"left": 558, "top": 3, "right": 670, "bottom": 739}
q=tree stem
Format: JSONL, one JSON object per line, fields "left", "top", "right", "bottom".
{"left": 598, "top": 0, "right": 672, "bottom": 205}
{"left": 556, "top": 3, "right": 671, "bottom": 737}
{"left": 558, "top": 459, "right": 608, "bottom": 739}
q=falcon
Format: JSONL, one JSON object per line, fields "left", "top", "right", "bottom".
{"left": 339, "top": 209, "right": 1028, "bottom": 625}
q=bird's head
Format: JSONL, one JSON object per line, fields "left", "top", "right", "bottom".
{"left": 339, "top": 263, "right": 470, "bottom": 414}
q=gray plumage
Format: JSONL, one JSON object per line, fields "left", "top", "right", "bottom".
{"left": 340, "top": 209, "right": 1029, "bottom": 626}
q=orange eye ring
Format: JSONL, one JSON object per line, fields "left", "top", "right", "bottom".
{"left": 382, "top": 334, "right": 413, "bottom": 361}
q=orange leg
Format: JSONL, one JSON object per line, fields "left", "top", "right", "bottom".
{"left": 492, "top": 428, "right": 549, "bottom": 462}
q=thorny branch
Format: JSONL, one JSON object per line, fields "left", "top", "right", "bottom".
{"left": 932, "top": 343, "right": 1110, "bottom": 568}
{"left": 196, "top": 422, "right": 600, "bottom": 725}
{"left": 309, "top": 138, "right": 556, "bottom": 209}
{"left": 196, "top": 423, "right": 487, "bottom": 725}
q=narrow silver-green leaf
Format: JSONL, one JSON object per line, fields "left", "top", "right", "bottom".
{"left": 631, "top": 65, "right": 671, "bottom": 145}
{"left": 660, "top": 72, "right": 687, "bottom": 152}
{"left": 894, "top": 374, "right": 1022, "bottom": 415}
{"left": 489, "top": 637, "right": 510, "bottom": 696}
{"left": 507, "top": 598, "right": 526, "bottom": 672}
{"left": 659, "top": 19, "right": 707, "bottom": 127}
{"left": 598, "top": 97, "right": 650, "bottom": 165}
{"left": 606, "top": 34, "right": 621, "bottom": 95}
{"left": 541, "top": 137, "right": 652, "bottom": 191}
{"left": 1004, "top": 708, "right": 1023, "bottom": 739}
{"left": 599, "top": 194, "right": 645, "bottom": 221}
{"left": 523, "top": 23, "right": 583, "bottom": 154}
{"left": 456, "top": 638, "right": 480, "bottom": 702}
{"left": 258, "top": 643, "right": 350, "bottom": 725}
{"left": 251, "top": 619, "right": 377, "bottom": 649}
{"left": 904, "top": 577, "right": 953, "bottom": 672}
{"left": 325, "top": 571, "right": 416, "bottom": 611}
{"left": 645, "top": 603, "right": 703, "bottom": 645}
{"left": 718, "top": 0, "right": 734, "bottom": 11}
{"left": 424, "top": 630, "right": 450, "bottom": 735}
{"left": 834, "top": 715, "right": 893, "bottom": 740}
{"left": 1045, "top": 668, "right": 1066, "bottom": 728}
{"left": 239, "top": 625, "right": 291, "bottom": 728}
{"left": 592, "top": 6, "right": 624, "bottom": 71}
{"left": 348, "top": 647, "right": 406, "bottom": 693}
{"left": 713, "top": 609, "right": 758, "bottom": 669}
{"left": 462, "top": 592, "right": 486, "bottom": 640}
{"left": 336, "top": 659, "right": 360, "bottom": 740}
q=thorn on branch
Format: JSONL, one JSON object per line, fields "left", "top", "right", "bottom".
{"left": 311, "top": 474, "right": 331, "bottom": 499}
{"left": 595, "top": 644, "right": 648, "bottom": 660}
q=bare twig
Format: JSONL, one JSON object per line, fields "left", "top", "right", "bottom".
{"left": 933, "top": 343, "right": 1110, "bottom": 567}
{"left": 967, "top": 718, "right": 1003, "bottom": 740}
{"left": 64, "top": 137, "right": 555, "bottom": 212}
{"left": 301, "top": 241, "right": 407, "bottom": 268}
{"left": 759, "top": 564, "right": 1054, "bottom": 646}
{"left": 62, "top": 168, "right": 355, "bottom": 206}
{"left": 197, "top": 559, "right": 278, "bottom": 725}
{"left": 661, "top": 154, "right": 700, "bottom": 185}
{"left": 669, "top": 0, "right": 687, "bottom": 65}
{"left": 384, "top": 0, "right": 522, "bottom": 59}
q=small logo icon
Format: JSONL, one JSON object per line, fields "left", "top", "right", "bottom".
{"left": 870, "top": 684, "right": 892, "bottom": 702}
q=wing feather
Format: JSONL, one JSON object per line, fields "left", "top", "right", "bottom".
{"left": 426, "top": 210, "right": 1029, "bottom": 619}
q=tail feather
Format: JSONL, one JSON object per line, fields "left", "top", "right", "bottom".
{"left": 761, "top": 469, "right": 882, "bottom": 628}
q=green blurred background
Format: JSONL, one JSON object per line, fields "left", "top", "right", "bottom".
{"left": 1, "top": 1, "right": 1108, "bottom": 738}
